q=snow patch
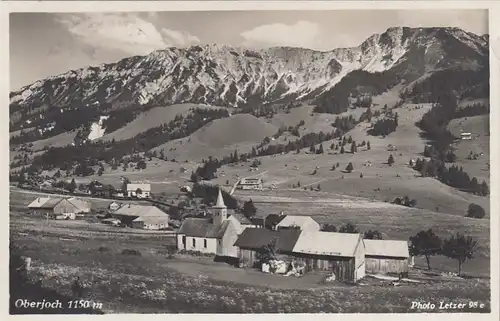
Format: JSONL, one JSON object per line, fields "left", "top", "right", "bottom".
{"left": 87, "top": 116, "right": 109, "bottom": 141}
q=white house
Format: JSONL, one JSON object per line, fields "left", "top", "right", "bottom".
{"left": 126, "top": 183, "right": 151, "bottom": 198}
{"left": 237, "top": 178, "right": 263, "bottom": 190}
{"left": 461, "top": 132, "right": 472, "bottom": 140}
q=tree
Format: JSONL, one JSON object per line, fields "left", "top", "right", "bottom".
{"left": 409, "top": 229, "right": 442, "bottom": 270}
{"left": 256, "top": 237, "right": 278, "bottom": 265}
{"left": 442, "top": 233, "right": 478, "bottom": 276}
{"left": 135, "top": 188, "right": 142, "bottom": 197}
{"left": 339, "top": 223, "right": 359, "bottom": 233}
{"left": 321, "top": 224, "right": 337, "bottom": 232}
{"left": 243, "top": 199, "right": 257, "bottom": 218}
{"left": 68, "top": 178, "right": 77, "bottom": 193}
{"left": 317, "top": 144, "right": 324, "bottom": 154}
{"left": 360, "top": 173, "right": 363, "bottom": 178}
{"left": 367, "top": 141, "right": 371, "bottom": 150}
{"left": 190, "top": 171, "right": 200, "bottom": 183}
{"left": 388, "top": 154, "right": 395, "bottom": 166}
{"left": 345, "top": 162, "right": 354, "bottom": 173}
{"left": 466, "top": 203, "right": 486, "bottom": 219}
{"left": 364, "top": 230, "right": 383, "bottom": 240}
{"left": 340, "top": 146, "right": 345, "bottom": 154}
{"left": 350, "top": 141, "right": 357, "bottom": 153}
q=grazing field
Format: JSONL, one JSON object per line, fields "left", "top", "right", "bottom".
{"left": 10, "top": 212, "right": 490, "bottom": 314}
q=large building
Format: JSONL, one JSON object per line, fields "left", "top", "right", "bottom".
{"left": 112, "top": 204, "right": 169, "bottom": 229}
{"left": 237, "top": 178, "right": 263, "bottom": 190}
{"left": 126, "top": 183, "right": 151, "bottom": 198}
{"left": 27, "top": 197, "right": 81, "bottom": 219}
{"left": 363, "top": 239, "right": 410, "bottom": 276}
{"left": 176, "top": 189, "right": 251, "bottom": 259}
{"left": 233, "top": 229, "right": 367, "bottom": 283}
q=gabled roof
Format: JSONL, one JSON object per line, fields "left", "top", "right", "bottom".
{"left": 133, "top": 216, "right": 169, "bottom": 224}
{"left": 66, "top": 197, "right": 91, "bottom": 211}
{"left": 177, "top": 218, "right": 230, "bottom": 239}
{"left": 229, "top": 213, "right": 252, "bottom": 225}
{"left": 114, "top": 204, "right": 167, "bottom": 217}
{"left": 363, "top": 239, "right": 409, "bottom": 258}
{"left": 38, "top": 198, "right": 64, "bottom": 209}
{"left": 233, "top": 228, "right": 301, "bottom": 252}
{"left": 276, "top": 215, "right": 318, "bottom": 228}
{"left": 292, "top": 231, "right": 362, "bottom": 257}
{"left": 265, "top": 214, "right": 286, "bottom": 227}
{"left": 28, "top": 197, "right": 51, "bottom": 208}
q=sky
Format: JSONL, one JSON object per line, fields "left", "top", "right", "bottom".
{"left": 10, "top": 10, "right": 488, "bottom": 91}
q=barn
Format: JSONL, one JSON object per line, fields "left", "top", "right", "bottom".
{"left": 113, "top": 204, "right": 169, "bottom": 229}
{"left": 233, "top": 228, "right": 301, "bottom": 268}
{"left": 291, "top": 231, "right": 366, "bottom": 283}
{"left": 363, "top": 239, "right": 410, "bottom": 276}
{"left": 276, "top": 215, "right": 321, "bottom": 232}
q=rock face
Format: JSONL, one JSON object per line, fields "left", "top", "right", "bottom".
{"left": 10, "top": 27, "right": 488, "bottom": 111}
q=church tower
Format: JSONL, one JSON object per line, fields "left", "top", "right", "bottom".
{"left": 212, "top": 188, "right": 227, "bottom": 226}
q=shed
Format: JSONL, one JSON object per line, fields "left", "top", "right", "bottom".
{"left": 233, "top": 228, "right": 301, "bottom": 268}
{"left": 291, "top": 231, "right": 366, "bottom": 283}
{"left": 363, "top": 239, "right": 410, "bottom": 276}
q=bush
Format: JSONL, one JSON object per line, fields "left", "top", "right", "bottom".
{"left": 466, "top": 203, "right": 486, "bottom": 219}
{"left": 98, "top": 246, "right": 110, "bottom": 252}
{"left": 121, "top": 249, "right": 142, "bottom": 256}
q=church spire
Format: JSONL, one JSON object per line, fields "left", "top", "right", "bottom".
{"left": 214, "top": 188, "right": 226, "bottom": 208}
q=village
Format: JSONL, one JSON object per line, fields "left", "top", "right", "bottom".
{"left": 22, "top": 173, "right": 424, "bottom": 286}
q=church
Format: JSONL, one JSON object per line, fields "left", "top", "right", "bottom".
{"left": 176, "top": 188, "right": 255, "bottom": 259}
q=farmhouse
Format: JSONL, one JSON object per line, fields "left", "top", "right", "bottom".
{"left": 291, "top": 231, "right": 366, "bottom": 283}
{"left": 237, "top": 178, "right": 263, "bottom": 190}
{"left": 234, "top": 228, "right": 301, "bottom": 268}
{"left": 276, "top": 215, "right": 321, "bottom": 232}
{"left": 112, "top": 204, "right": 169, "bottom": 230}
{"left": 176, "top": 189, "right": 242, "bottom": 259}
{"left": 363, "top": 239, "right": 410, "bottom": 276}
{"left": 27, "top": 197, "right": 81, "bottom": 219}
{"left": 126, "top": 183, "right": 151, "bottom": 198}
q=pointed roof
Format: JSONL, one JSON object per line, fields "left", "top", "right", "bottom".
{"left": 214, "top": 188, "right": 226, "bottom": 208}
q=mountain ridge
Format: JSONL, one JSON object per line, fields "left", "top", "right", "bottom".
{"left": 10, "top": 26, "right": 488, "bottom": 113}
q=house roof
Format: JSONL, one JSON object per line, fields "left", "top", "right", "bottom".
{"left": 66, "top": 198, "right": 91, "bottom": 211}
{"left": 126, "top": 183, "right": 151, "bottom": 191}
{"left": 363, "top": 239, "right": 409, "bottom": 258}
{"left": 133, "top": 216, "right": 170, "bottom": 224}
{"left": 233, "top": 228, "right": 301, "bottom": 252}
{"left": 114, "top": 204, "right": 167, "bottom": 217}
{"left": 276, "top": 215, "right": 318, "bottom": 228}
{"left": 38, "top": 198, "right": 64, "bottom": 209}
{"left": 28, "top": 197, "right": 51, "bottom": 208}
{"left": 292, "top": 231, "right": 362, "bottom": 257}
{"left": 240, "top": 178, "right": 262, "bottom": 184}
{"left": 177, "top": 218, "right": 230, "bottom": 239}
{"left": 229, "top": 213, "right": 252, "bottom": 225}
{"left": 265, "top": 214, "right": 286, "bottom": 227}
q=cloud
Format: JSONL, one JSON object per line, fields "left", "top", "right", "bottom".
{"left": 240, "top": 20, "right": 322, "bottom": 49}
{"left": 55, "top": 13, "right": 200, "bottom": 56}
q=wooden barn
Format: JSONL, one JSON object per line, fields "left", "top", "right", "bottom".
{"left": 291, "top": 231, "right": 366, "bottom": 283}
{"left": 363, "top": 239, "right": 410, "bottom": 276}
{"left": 233, "top": 228, "right": 301, "bottom": 268}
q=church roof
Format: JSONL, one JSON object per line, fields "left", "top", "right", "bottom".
{"left": 214, "top": 188, "right": 226, "bottom": 208}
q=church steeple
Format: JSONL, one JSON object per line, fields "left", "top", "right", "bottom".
{"left": 214, "top": 188, "right": 226, "bottom": 208}
{"left": 212, "top": 188, "right": 227, "bottom": 226}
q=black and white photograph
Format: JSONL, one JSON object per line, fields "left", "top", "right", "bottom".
{"left": 5, "top": 2, "right": 497, "bottom": 315}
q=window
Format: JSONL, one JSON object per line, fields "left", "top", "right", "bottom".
{"left": 193, "top": 238, "right": 196, "bottom": 247}
{"left": 204, "top": 239, "right": 207, "bottom": 248}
